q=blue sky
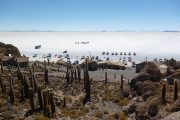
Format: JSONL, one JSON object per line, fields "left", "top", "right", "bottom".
{"left": 0, "top": 0, "right": 180, "bottom": 31}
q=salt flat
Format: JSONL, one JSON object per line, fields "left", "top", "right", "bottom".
{"left": 0, "top": 32, "right": 180, "bottom": 61}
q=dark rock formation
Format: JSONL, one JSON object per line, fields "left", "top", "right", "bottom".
{"left": 135, "top": 62, "right": 162, "bottom": 82}
{"left": 172, "top": 99, "right": 180, "bottom": 112}
{"left": 0, "top": 42, "right": 21, "bottom": 57}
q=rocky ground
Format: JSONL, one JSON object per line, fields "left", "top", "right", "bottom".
{"left": 0, "top": 61, "right": 180, "bottom": 120}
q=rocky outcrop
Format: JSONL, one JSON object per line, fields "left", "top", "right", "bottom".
{"left": 0, "top": 42, "right": 21, "bottom": 57}
{"left": 135, "top": 97, "right": 161, "bottom": 119}
{"left": 130, "top": 80, "right": 160, "bottom": 97}
{"left": 136, "top": 62, "right": 162, "bottom": 82}
{"left": 171, "top": 99, "right": 180, "bottom": 112}
{"left": 162, "top": 111, "right": 180, "bottom": 120}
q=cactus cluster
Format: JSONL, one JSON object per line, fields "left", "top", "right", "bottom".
{"left": 42, "top": 90, "right": 56, "bottom": 117}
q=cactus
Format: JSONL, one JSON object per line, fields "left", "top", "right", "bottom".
{"left": 29, "top": 68, "right": 34, "bottom": 89}
{"left": 121, "top": 74, "right": 124, "bottom": 91}
{"left": 70, "top": 69, "right": 74, "bottom": 84}
{"left": 63, "top": 97, "right": 66, "bottom": 108}
{"left": 74, "top": 69, "right": 77, "bottom": 80}
{"left": 65, "top": 70, "right": 70, "bottom": 86}
{"left": 49, "top": 92, "right": 55, "bottom": 117}
{"left": 20, "top": 86, "right": 25, "bottom": 101}
{"left": 162, "top": 82, "right": 166, "bottom": 104}
{"left": 24, "top": 76, "right": 29, "bottom": 98}
{"left": 29, "top": 87, "right": 35, "bottom": 112}
{"left": 46, "top": 105, "right": 51, "bottom": 118}
{"left": 16, "top": 58, "right": 23, "bottom": 79}
{"left": 83, "top": 58, "right": 91, "bottom": 104}
{"left": 57, "top": 66, "right": 60, "bottom": 72}
{"left": 37, "top": 85, "right": 44, "bottom": 110}
{"left": 3, "top": 83, "right": 6, "bottom": 93}
{"left": 44, "top": 69, "right": 49, "bottom": 84}
{"left": 77, "top": 65, "right": 81, "bottom": 82}
{"left": 32, "top": 64, "right": 35, "bottom": 73}
{"left": 105, "top": 71, "right": 107, "bottom": 84}
{"left": 174, "top": 79, "right": 178, "bottom": 101}
{"left": 0, "top": 62, "right": 4, "bottom": 73}
{"left": 43, "top": 91, "right": 48, "bottom": 113}
{"left": 8, "top": 74, "right": 15, "bottom": 104}
{"left": 0, "top": 77, "right": 6, "bottom": 93}
{"left": 33, "top": 75, "right": 38, "bottom": 93}
{"left": 47, "top": 58, "right": 50, "bottom": 65}
{"left": 83, "top": 68, "right": 86, "bottom": 89}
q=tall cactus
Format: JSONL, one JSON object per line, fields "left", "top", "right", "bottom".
{"left": 57, "top": 66, "right": 60, "bottom": 72}
{"left": 0, "top": 77, "right": 6, "bottom": 93}
{"left": 77, "top": 65, "right": 81, "bottom": 82}
{"left": 66, "top": 70, "right": 70, "bottom": 86}
{"left": 83, "top": 58, "right": 91, "bottom": 104}
{"left": 74, "top": 69, "right": 77, "bottom": 80}
{"left": 37, "top": 85, "right": 44, "bottom": 110}
{"left": 0, "top": 62, "right": 4, "bottom": 73}
{"left": 44, "top": 69, "right": 49, "bottom": 84}
{"left": 9, "top": 74, "right": 15, "bottom": 104}
{"left": 32, "top": 64, "right": 35, "bottom": 73}
{"left": 43, "top": 91, "right": 48, "bottom": 113}
{"left": 46, "top": 105, "right": 51, "bottom": 118}
{"left": 63, "top": 97, "right": 66, "bottom": 108}
{"left": 29, "top": 87, "right": 35, "bottom": 112}
{"left": 70, "top": 69, "right": 74, "bottom": 84}
{"left": 49, "top": 92, "right": 55, "bottom": 117}
{"left": 105, "top": 71, "right": 107, "bottom": 84}
{"left": 121, "top": 74, "right": 124, "bottom": 91}
{"left": 174, "top": 79, "right": 178, "bottom": 101}
{"left": 162, "top": 82, "right": 167, "bottom": 104}
{"left": 33, "top": 75, "right": 38, "bottom": 93}
{"left": 24, "top": 76, "right": 29, "bottom": 98}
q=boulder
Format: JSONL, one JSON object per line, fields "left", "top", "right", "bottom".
{"left": 147, "top": 97, "right": 160, "bottom": 117}
{"left": 0, "top": 42, "right": 21, "bottom": 57}
{"left": 135, "top": 62, "right": 162, "bottom": 82}
{"left": 142, "top": 91, "right": 153, "bottom": 101}
{"left": 56, "top": 59, "right": 66, "bottom": 65}
{"left": 135, "top": 103, "right": 149, "bottom": 120}
{"left": 171, "top": 99, "right": 180, "bottom": 112}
